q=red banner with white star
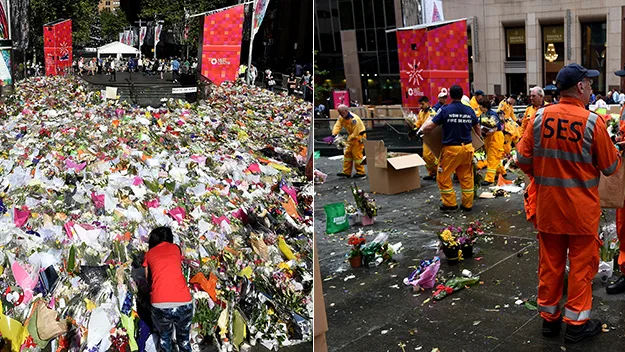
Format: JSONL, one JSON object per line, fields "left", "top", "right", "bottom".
{"left": 43, "top": 20, "right": 72, "bottom": 76}
{"left": 396, "top": 19, "right": 468, "bottom": 109}
{"left": 200, "top": 5, "right": 244, "bottom": 85}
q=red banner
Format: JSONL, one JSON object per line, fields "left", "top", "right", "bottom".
{"left": 200, "top": 5, "right": 244, "bottom": 85}
{"left": 43, "top": 20, "right": 72, "bottom": 76}
{"left": 396, "top": 20, "right": 469, "bottom": 109}
{"left": 332, "top": 90, "right": 350, "bottom": 109}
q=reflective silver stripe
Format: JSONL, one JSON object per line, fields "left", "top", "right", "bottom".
{"left": 517, "top": 154, "right": 532, "bottom": 164}
{"left": 564, "top": 308, "right": 591, "bottom": 321}
{"left": 582, "top": 112, "right": 598, "bottom": 157}
{"left": 534, "top": 176, "right": 600, "bottom": 188}
{"left": 602, "top": 159, "right": 619, "bottom": 176}
{"left": 533, "top": 109, "right": 545, "bottom": 151}
{"left": 534, "top": 148, "right": 592, "bottom": 163}
{"left": 538, "top": 304, "right": 559, "bottom": 314}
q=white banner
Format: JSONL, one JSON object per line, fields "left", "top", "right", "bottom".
{"left": 172, "top": 87, "right": 198, "bottom": 94}
{"left": 139, "top": 27, "right": 147, "bottom": 47}
{"left": 155, "top": 24, "right": 162, "bottom": 46}
{"left": 424, "top": 0, "right": 445, "bottom": 24}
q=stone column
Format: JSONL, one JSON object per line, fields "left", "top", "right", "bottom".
{"left": 340, "top": 30, "right": 363, "bottom": 103}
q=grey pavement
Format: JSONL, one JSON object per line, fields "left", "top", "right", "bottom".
{"left": 314, "top": 157, "right": 625, "bottom": 352}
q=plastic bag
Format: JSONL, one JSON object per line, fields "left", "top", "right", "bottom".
{"left": 323, "top": 202, "right": 349, "bottom": 234}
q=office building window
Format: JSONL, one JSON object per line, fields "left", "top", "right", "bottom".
{"left": 542, "top": 25, "right": 564, "bottom": 87}
{"left": 338, "top": 0, "right": 354, "bottom": 30}
{"left": 581, "top": 21, "right": 606, "bottom": 94}
{"left": 505, "top": 27, "right": 526, "bottom": 61}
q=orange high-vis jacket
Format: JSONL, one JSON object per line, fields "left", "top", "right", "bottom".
{"left": 516, "top": 97, "right": 621, "bottom": 235}
{"left": 618, "top": 105, "right": 625, "bottom": 136}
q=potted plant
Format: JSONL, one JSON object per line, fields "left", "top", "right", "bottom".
{"left": 347, "top": 233, "right": 366, "bottom": 268}
{"left": 439, "top": 227, "right": 461, "bottom": 265}
{"left": 351, "top": 184, "right": 378, "bottom": 226}
{"left": 458, "top": 221, "right": 484, "bottom": 258}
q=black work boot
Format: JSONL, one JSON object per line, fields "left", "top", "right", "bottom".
{"left": 481, "top": 181, "right": 494, "bottom": 187}
{"left": 606, "top": 275, "right": 625, "bottom": 294}
{"left": 542, "top": 315, "right": 562, "bottom": 337}
{"left": 423, "top": 175, "right": 436, "bottom": 181}
{"left": 336, "top": 172, "right": 351, "bottom": 178}
{"left": 460, "top": 205, "right": 472, "bottom": 212}
{"left": 564, "top": 319, "right": 602, "bottom": 343}
{"left": 353, "top": 173, "right": 366, "bottom": 179}
{"left": 440, "top": 205, "right": 458, "bottom": 211}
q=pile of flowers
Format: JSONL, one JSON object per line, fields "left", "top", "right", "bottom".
{"left": 351, "top": 184, "right": 378, "bottom": 218}
{"left": 0, "top": 76, "right": 313, "bottom": 351}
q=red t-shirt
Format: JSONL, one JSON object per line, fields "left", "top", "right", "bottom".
{"left": 142, "top": 242, "right": 192, "bottom": 304}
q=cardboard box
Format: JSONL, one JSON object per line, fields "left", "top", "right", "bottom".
{"left": 421, "top": 125, "right": 484, "bottom": 157}
{"left": 364, "top": 140, "right": 426, "bottom": 194}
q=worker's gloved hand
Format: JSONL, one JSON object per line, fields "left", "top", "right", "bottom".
{"left": 323, "top": 135, "right": 335, "bottom": 145}
{"left": 408, "top": 128, "right": 418, "bottom": 140}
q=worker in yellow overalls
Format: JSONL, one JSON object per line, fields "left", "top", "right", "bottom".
{"left": 478, "top": 99, "right": 505, "bottom": 186}
{"left": 331, "top": 104, "right": 367, "bottom": 178}
{"left": 497, "top": 95, "right": 519, "bottom": 155}
{"left": 413, "top": 96, "right": 438, "bottom": 180}
{"left": 470, "top": 90, "right": 485, "bottom": 116}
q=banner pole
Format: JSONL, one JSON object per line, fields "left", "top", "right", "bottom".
{"left": 247, "top": 0, "right": 256, "bottom": 85}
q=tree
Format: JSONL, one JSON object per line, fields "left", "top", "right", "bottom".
{"left": 100, "top": 8, "right": 130, "bottom": 43}
{"left": 140, "top": 0, "right": 228, "bottom": 57}
{"left": 314, "top": 50, "right": 331, "bottom": 105}
{"left": 28, "top": 0, "right": 99, "bottom": 58}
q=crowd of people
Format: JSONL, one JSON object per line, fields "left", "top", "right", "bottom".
{"left": 329, "top": 62, "right": 625, "bottom": 344}
{"left": 238, "top": 61, "right": 313, "bottom": 102}
{"left": 72, "top": 56, "right": 199, "bottom": 82}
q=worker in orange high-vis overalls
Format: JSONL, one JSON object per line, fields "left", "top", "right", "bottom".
{"left": 607, "top": 65, "right": 625, "bottom": 295}
{"left": 477, "top": 99, "right": 505, "bottom": 186}
{"left": 413, "top": 96, "right": 438, "bottom": 180}
{"left": 517, "top": 63, "right": 621, "bottom": 343}
{"left": 520, "top": 86, "right": 547, "bottom": 137}
{"left": 420, "top": 85, "right": 481, "bottom": 212}
{"left": 331, "top": 104, "right": 367, "bottom": 178}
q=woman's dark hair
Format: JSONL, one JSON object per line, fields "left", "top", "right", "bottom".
{"left": 148, "top": 226, "right": 174, "bottom": 249}
{"left": 478, "top": 99, "right": 491, "bottom": 110}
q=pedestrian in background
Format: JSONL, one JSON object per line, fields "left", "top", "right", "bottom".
{"left": 287, "top": 72, "right": 297, "bottom": 96}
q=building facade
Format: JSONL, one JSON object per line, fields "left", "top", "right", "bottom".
{"left": 99, "top": 0, "right": 120, "bottom": 13}
{"left": 315, "top": 0, "right": 408, "bottom": 105}
{"left": 444, "top": 0, "right": 623, "bottom": 97}
{"left": 317, "top": 0, "right": 625, "bottom": 105}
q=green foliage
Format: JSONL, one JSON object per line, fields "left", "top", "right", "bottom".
{"left": 100, "top": 8, "right": 130, "bottom": 43}
{"left": 313, "top": 50, "right": 331, "bottom": 104}
{"left": 140, "top": 0, "right": 228, "bottom": 57}
{"left": 193, "top": 298, "right": 222, "bottom": 337}
{"left": 28, "top": 0, "right": 99, "bottom": 57}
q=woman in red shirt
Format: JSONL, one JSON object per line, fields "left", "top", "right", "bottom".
{"left": 143, "top": 227, "right": 193, "bottom": 352}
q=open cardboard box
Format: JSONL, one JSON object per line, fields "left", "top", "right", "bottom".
{"left": 363, "top": 140, "right": 426, "bottom": 194}
{"left": 421, "top": 124, "right": 484, "bottom": 157}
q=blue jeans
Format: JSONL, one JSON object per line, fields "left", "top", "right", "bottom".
{"left": 151, "top": 303, "right": 193, "bottom": 352}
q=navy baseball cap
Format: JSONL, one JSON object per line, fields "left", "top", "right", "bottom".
{"left": 475, "top": 90, "right": 485, "bottom": 96}
{"left": 556, "top": 63, "right": 599, "bottom": 90}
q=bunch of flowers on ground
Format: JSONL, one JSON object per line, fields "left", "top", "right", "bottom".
{"left": 351, "top": 184, "right": 378, "bottom": 218}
